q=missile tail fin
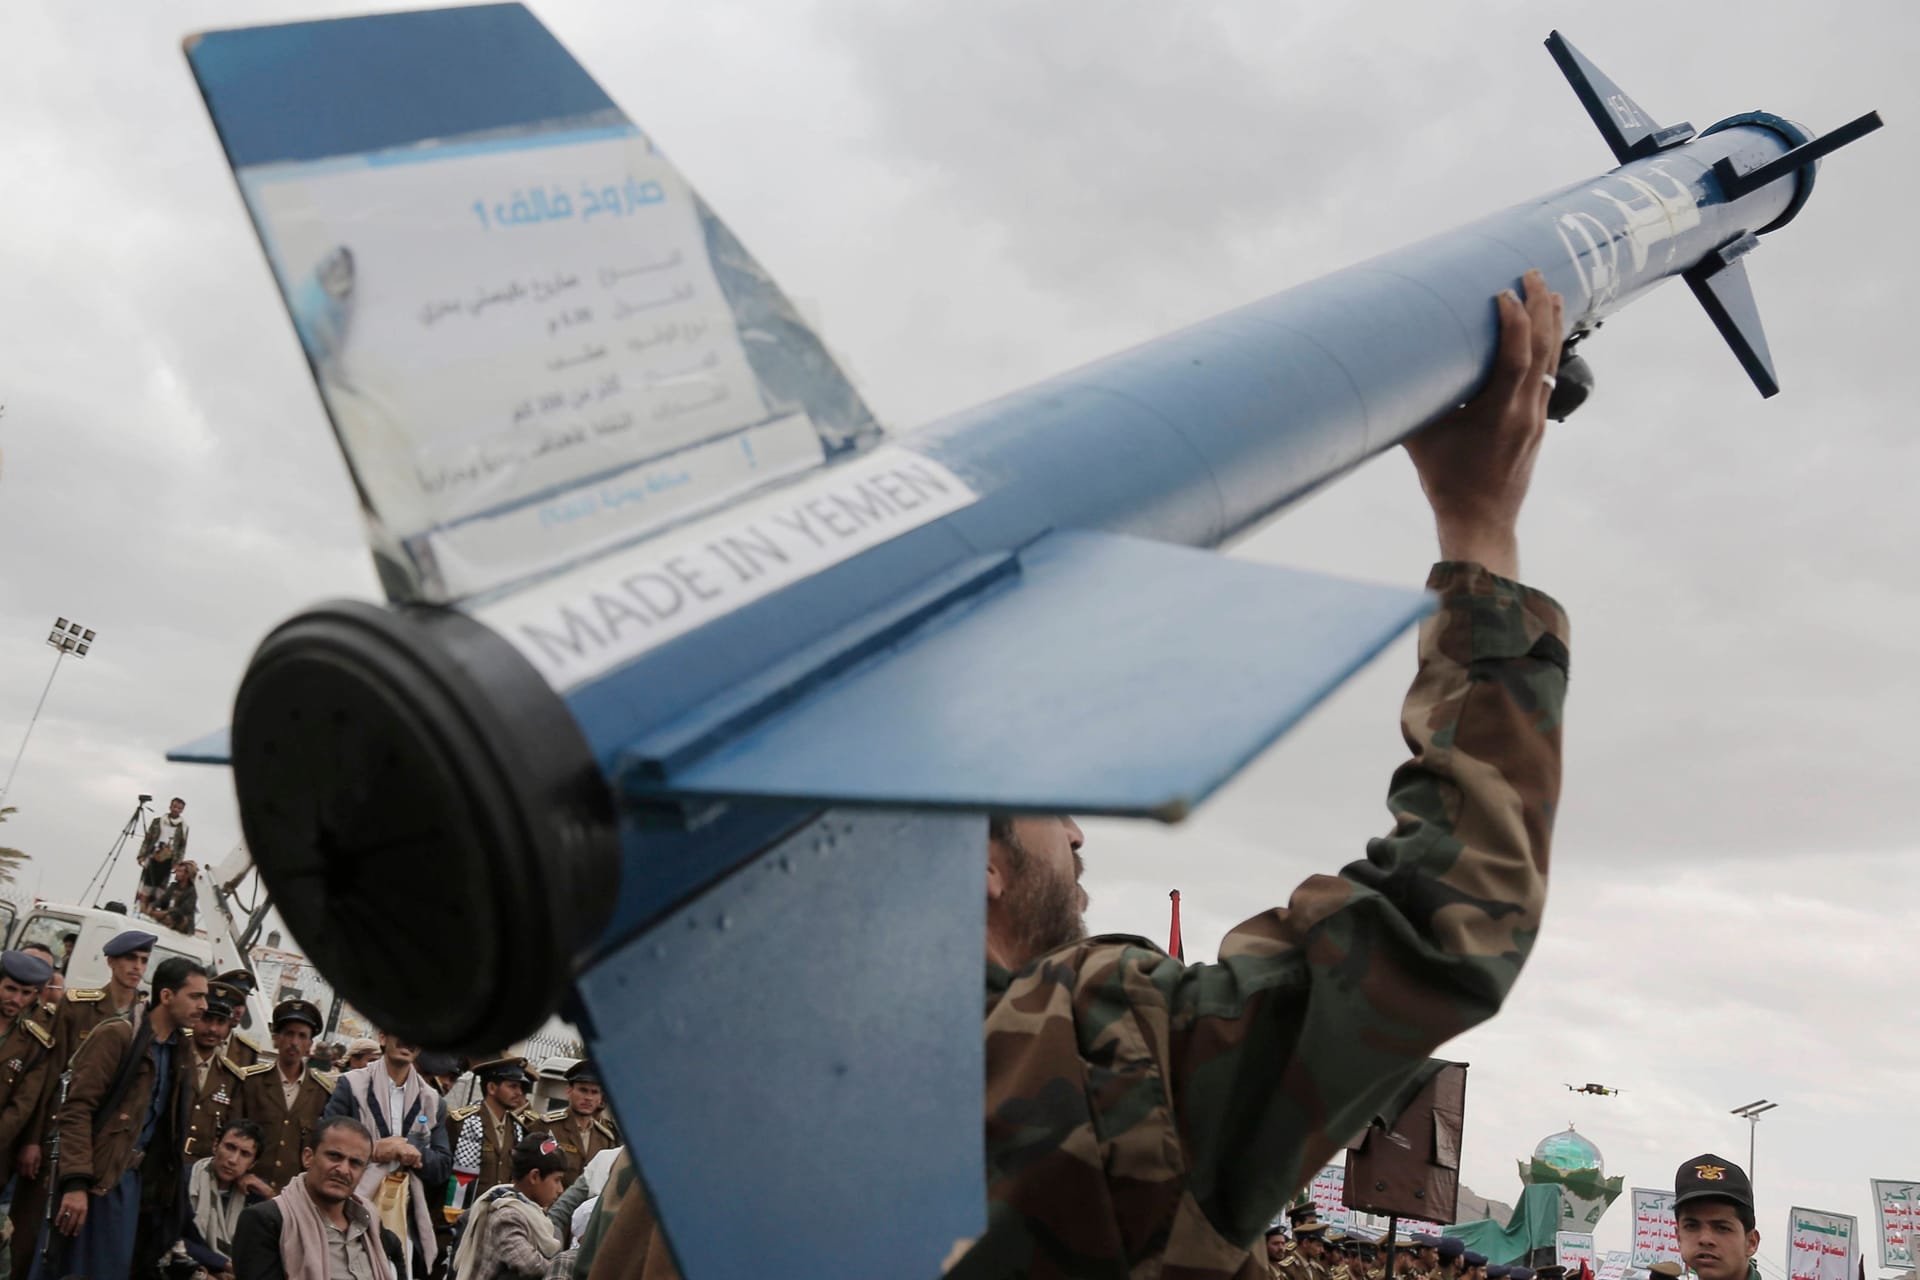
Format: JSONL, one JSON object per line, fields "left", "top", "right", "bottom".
{"left": 1685, "top": 235, "right": 1779, "bottom": 397}
{"left": 575, "top": 807, "right": 985, "bottom": 1278}
{"left": 621, "top": 530, "right": 1434, "bottom": 822}
{"left": 1545, "top": 31, "right": 1693, "bottom": 164}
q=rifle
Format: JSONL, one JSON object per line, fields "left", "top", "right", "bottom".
{"left": 40, "top": 1068, "right": 70, "bottom": 1270}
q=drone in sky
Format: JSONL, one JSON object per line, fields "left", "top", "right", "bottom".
{"left": 1567, "top": 1083, "right": 1624, "bottom": 1096}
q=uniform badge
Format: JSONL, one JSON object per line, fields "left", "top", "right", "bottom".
{"left": 213, "top": 1087, "right": 231, "bottom": 1105}
{"left": 1694, "top": 1164, "right": 1726, "bottom": 1180}
{"left": 6, "top": 1058, "right": 21, "bottom": 1073}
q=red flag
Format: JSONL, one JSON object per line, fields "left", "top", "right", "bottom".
{"left": 1577, "top": 1261, "right": 1593, "bottom": 1280}
{"left": 1168, "top": 889, "right": 1184, "bottom": 962}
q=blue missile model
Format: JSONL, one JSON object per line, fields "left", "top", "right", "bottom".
{"left": 170, "top": 9, "right": 1878, "bottom": 1276}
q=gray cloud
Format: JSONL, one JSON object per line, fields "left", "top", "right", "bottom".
{"left": 1, "top": 2, "right": 1915, "bottom": 1273}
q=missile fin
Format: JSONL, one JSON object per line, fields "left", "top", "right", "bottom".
{"left": 620, "top": 530, "right": 1434, "bottom": 821}
{"left": 574, "top": 807, "right": 985, "bottom": 1278}
{"left": 167, "top": 728, "right": 232, "bottom": 765}
{"left": 1685, "top": 236, "right": 1779, "bottom": 398}
{"left": 1545, "top": 32, "right": 1690, "bottom": 164}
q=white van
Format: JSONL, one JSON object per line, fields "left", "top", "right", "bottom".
{"left": 5, "top": 900, "right": 275, "bottom": 1052}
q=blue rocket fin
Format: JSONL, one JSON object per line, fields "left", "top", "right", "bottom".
{"left": 574, "top": 807, "right": 986, "bottom": 1278}
{"left": 1545, "top": 31, "right": 1694, "bottom": 163}
{"left": 619, "top": 530, "right": 1434, "bottom": 822}
{"left": 1684, "top": 234, "right": 1779, "bottom": 397}
{"left": 167, "top": 728, "right": 232, "bottom": 765}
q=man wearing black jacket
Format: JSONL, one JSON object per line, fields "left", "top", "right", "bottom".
{"left": 230, "top": 1115, "right": 404, "bottom": 1280}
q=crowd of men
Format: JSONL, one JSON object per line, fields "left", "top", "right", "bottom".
{"left": 0, "top": 929, "right": 621, "bottom": 1279}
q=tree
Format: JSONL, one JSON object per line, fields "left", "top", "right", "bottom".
{"left": 0, "top": 806, "right": 31, "bottom": 886}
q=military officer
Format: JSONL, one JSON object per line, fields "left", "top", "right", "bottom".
{"left": 212, "top": 968, "right": 267, "bottom": 1067}
{"left": 1412, "top": 1234, "right": 1443, "bottom": 1280}
{"left": 235, "top": 998, "right": 334, "bottom": 1192}
{"left": 1265, "top": 1220, "right": 1291, "bottom": 1278}
{"left": 7, "top": 928, "right": 152, "bottom": 1277}
{"left": 1284, "top": 1220, "right": 1332, "bottom": 1280}
{"left": 1437, "top": 1237, "right": 1468, "bottom": 1280}
{"left": 180, "top": 979, "right": 249, "bottom": 1162}
{"left": 0, "top": 951, "right": 58, "bottom": 1185}
{"left": 538, "top": 1059, "right": 620, "bottom": 1188}
{"left": 448, "top": 1056, "right": 541, "bottom": 1207}
{"left": 1464, "top": 1250, "right": 1490, "bottom": 1280}
{"left": 1647, "top": 1263, "right": 1683, "bottom": 1280}
{"left": 1534, "top": 1265, "right": 1566, "bottom": 1280}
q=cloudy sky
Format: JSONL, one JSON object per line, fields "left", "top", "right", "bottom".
{"left": 1, "top": 0, "right": 1914, "bottom": 1271}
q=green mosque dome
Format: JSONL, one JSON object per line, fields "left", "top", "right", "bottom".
{"left": 1532, "top": 1126, "right": 1604, "bottom": 1176}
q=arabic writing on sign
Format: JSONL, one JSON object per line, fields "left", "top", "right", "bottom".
{"left": 1874, "top": 1181, "right": 1920, "bottom": 1267}
{"left": 471, "top": 175, "right": 666, "bottom": 229}
{"left": 1631, "top": 1188, "right": 1681, "bottom": 1265}
{"left": 1788, "top": 1210, "right": 1855, "bottom": 1280}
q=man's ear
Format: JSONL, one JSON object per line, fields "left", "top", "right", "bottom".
{"left": 985, "top": 843, "right": 1008, "bottom": 903}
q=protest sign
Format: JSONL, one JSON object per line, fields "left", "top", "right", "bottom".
{"left": 1871, "top": 1181, "right": 1920, "bottom": 1270}
{"left": 1557, "top": 1231, "right": 1597, "bottom": 1269}
{"left": 1595, "top": 1249, "right": 1631, "bottom": 1280}
{"left": 1632, "top": 1188, "right": 1682, "bottom": 1266}
{"left": 1788, "top": 1207, "right": 1858, "bottom": 1280}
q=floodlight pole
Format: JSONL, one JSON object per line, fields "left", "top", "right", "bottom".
{"left": 1, "top": 651, "right": 68, "bottom": 809}
{"left": 1730, "top": 1100, "right": 1780, "bottom": 1193}
{"left": 1, "top": 617, "right": 97, "bottom": 808}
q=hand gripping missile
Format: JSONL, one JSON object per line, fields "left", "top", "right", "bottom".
{"left": 171, "top": 10, "right": 1878, "bottom": 1276}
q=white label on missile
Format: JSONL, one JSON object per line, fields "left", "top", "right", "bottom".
{"left": 472, "top": 445, "right": 978, "bottom": 690}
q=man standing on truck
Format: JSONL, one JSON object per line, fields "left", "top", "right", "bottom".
{"left": 135, "top": 797, "right": 190, "bottom": 917}
{"left": 7, "top": 928, "right": 154, "bottom": 1277}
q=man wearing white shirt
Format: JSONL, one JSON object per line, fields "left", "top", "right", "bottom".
{"left": 322, "top": 1034, "right": 452, "bottom": 1276}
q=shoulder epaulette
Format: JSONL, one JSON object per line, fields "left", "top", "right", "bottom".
{"left": 311, "top": 1069, "right": 338, "bottom": 1091}
{"left": 67, "top": 989, "right": 106, "bottom": 1003}
{"left": 239, "top": 1060, "right": 276, "bottom": 1078}
{"left": 22, "top": 1019, "right": 52, "bottom": 1048}
{"left": 592, "top": 1115, "right": 618, "bottom": 1142}
{"left": 543, "top": 1107, "right": 569, "bottom": 1124}
{"left": 514, "top": 1106, "right": 542, "bottom": 1126}
{"left": 449, "top": 1104, "right": 481, "bottom": 1123}
{"left": 217, "top": 1054, "right": 246, "bottom": 1076}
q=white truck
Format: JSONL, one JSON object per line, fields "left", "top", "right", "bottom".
{"left": 3, "top": 843, "right": 276, "bottom": 1054}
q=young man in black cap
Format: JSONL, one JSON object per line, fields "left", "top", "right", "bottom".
{"left": 237, "top": 999, "right": 337, "bottom": 1193}
{"left": 0, "top": 950, "right": 57, "bottom": 1187}
{"left": 538, "top": 1060, "right": 619, "bottom": 1189}
{"left": 1674, "top": 1154, "right": 1761, "bottom": 1280}
{"left": 449, "top": 1057, "right": 540, "bottom": 1207}
{"left": 1264, "top": 1219, "right": 1290, "bottom": 1279}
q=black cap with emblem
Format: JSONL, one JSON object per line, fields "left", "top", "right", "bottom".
{"left": 1675, "top": 1153, "right": 1755, "bottom": 1228}
{"left": 204, "top": 980, "right": 245, "bottom": 1019}
{"left": 271, "top": 999, "right": 324, "bottom": 1033}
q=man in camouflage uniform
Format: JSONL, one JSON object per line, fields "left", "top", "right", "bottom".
{"left": 180, "top": 979, "right": 250, "bottom": 1163}
{"left": 235, "top": 998, "right": 335, "bottom": 1192}
{"left": 8, "top": 928, "right": 153, "bottom": 1277}
{"left": 954, "top": 274, "right": 1570, "bottom": 1279}
{"left": 0, "top": 951, "right": 58, "bottom": 1186}
{"left": 538, "top": 1060, "right": 620, "bottom": 1188}
{"left": 449, "top": 1056, "right": 543, "bottom": 1207}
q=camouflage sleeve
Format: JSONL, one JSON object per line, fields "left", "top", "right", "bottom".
{"left": 1157, "top": 562, "right": 1568, "bottom": 1243}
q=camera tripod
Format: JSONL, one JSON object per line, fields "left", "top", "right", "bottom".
{"left": 78, "top": 794, "right": 153, "bottom": 908}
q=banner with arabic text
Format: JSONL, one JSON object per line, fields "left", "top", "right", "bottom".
{"left": 1871, "top": 1181, "right": 1919, "bottom": 1270}
{"left": 1595, "top": 1249, "right": 1631, "bottom": 1280}
{"left": 1787, "top": 1207, "right": 1858, "bottom": 1280}
{"left": 1557, "top": 1232, "right": 1596, "bottom": 1269}
{"left": 1631, "top": 1188, "right": 1681, "bottom": 1266}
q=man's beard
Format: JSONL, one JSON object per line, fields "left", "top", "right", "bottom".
{"left": 1003, "top": 860, "right": 1087, "bottom": 958}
